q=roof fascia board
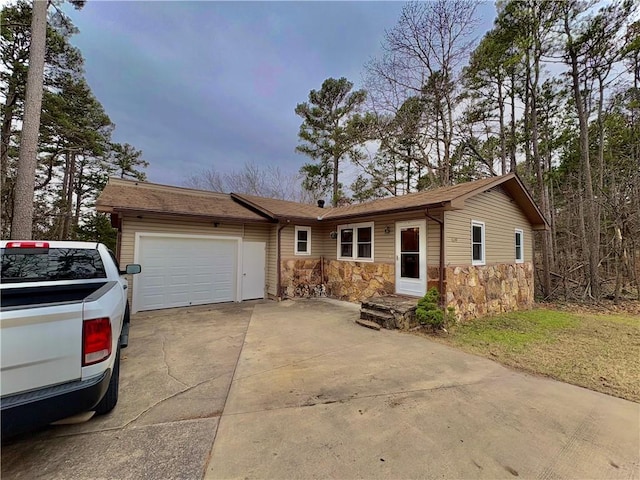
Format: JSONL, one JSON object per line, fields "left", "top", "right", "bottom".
{"left": 506, "top": 174, "right": 550, "bottom": 229}
{"left": 230, "top": 193, "right": 278, "bottom": 221}
{"left": 452, "top": 173, "right": 516, "bottom": 204}
{"left": 111, "top": 208, "right": 272, "bottom": 224}
{"left": 319, "top": 202, "right": 453, "bottom": 222}
{"left": 453, "top": 173, "right": 549, "bottom": 230}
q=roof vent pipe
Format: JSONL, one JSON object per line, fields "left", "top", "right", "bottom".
{"left": 317, "top": 200, "right": 325, "bottom": 208}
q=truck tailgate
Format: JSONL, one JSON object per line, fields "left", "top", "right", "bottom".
{"left": 1, "top": 303, "right": 83, "bottom": 397}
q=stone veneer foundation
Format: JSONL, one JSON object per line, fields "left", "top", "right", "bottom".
{"left": 280, "top": 259, "right": 534, "bottom": 323}
{"left": 280, "top": 259, "right": 395, "bottom": 302}
{"left": 445, "top": 262, "right": 534, "bottom": 321}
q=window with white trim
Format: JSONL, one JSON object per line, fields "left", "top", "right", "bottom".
{"left": 471, "top": 221, "right": 485, "bottom": 265}
{"left": 338, "top": 222, "right": 374, "bottom": 261}
{"left": 295, "top": 226, "right": 311, "bottom": 255}
{"left": 515, "top": 229, "right": 524, "bottom": 263}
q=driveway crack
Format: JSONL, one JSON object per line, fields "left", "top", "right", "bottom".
{"left": 161, "top": 334, "right": 189, "bottom": 389}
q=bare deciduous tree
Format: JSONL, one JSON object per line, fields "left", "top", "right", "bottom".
{"left": 184, "top": 162, "right": 316, "bottom": 203}
{"left": 365, "top": 0, "right": 480, "bottom": 186}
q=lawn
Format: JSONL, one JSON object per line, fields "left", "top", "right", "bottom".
{"left": 426, "top": 307, "right": 640, "bottom": 403}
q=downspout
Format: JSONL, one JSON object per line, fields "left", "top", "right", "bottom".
{"left": 425, "top": 211, "right": 445, "bottom": 307}
{"left": 276, "top": 220, "right": 289, "bottom": 300}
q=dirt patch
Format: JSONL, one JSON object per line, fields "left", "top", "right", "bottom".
{"left": 417, "top": 307, "right": 640, "bottom": 403}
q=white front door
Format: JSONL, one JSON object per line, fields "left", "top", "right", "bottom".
{"left": 395, "top": 220, "right": 427, "bottom": 297}
{"left": 242, "top": 241, "right": 266, "bottom": 300}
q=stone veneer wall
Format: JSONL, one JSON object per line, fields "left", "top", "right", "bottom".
{"left": 280, "top": 259, "right": 324, "bottom": 298}
{"left": 280, "top": 259, "right": 395, "bottom": 302}
{"left": 281, "top": 259, "right": 533, "bottom": 320}
{"left": 444, "top": 262, "right": 534, "bottom": 321}
{"left": 325, "top": 260, "right": 395, "bottom": 302}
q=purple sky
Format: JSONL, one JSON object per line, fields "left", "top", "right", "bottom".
{"left": 63, "top": 1, "right": 496, "bottom": 187}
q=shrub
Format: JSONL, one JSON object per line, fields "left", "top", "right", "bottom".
{"left": 416, "top": 287, "right": 446, "bottom": 330}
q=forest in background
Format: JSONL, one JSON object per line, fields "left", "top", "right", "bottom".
{"left": 2, "top": 0, "right": 638, "bottom": 301}
{"left": 1, "top": 0, "right": 147, "bottom": 247}
{"left": 290, "top": 0, "right": 639, "bottom": 301}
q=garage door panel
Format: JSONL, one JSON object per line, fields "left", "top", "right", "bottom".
{"left": 136, "top": 236, "right": 239, "bottom": 312}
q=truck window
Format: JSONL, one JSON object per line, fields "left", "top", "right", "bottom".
{"left": 107, "top": 249, "right": 120, "bottom": 271}
{"left": 1, "top": 248, "right": 107, "bottom": 283}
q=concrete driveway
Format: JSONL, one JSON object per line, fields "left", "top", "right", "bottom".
{"left": 2, "top": 299, "right": 639, "bottom": 479}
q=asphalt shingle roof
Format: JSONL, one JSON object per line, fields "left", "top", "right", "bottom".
{"left": 96, "top": 179, "right": 269, "bottom": 222}
{"left": 230, "top": 193, "right": 325, "bottom": 221}
{"left": 97, "top": 173, "right": 548, "bottom": 229}
{"left": 319, "top": 176, "right": 505, "bottom": 220}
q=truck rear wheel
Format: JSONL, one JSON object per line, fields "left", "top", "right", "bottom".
{"left": 94, "top": 347, "right": 120, "bottom": 415}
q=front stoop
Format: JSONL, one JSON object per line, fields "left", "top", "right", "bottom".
{"left": 359, "top": 295, "right": 418, "bottom": 330}
{"left": 355, "top": 318, "right": 381, "bottom": 331}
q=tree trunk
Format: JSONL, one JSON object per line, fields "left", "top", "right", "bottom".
{"left": 56, "top": 151, "right": 71, "bottom": 239}
{"left": 564, "top": 12, "right": 601, "bottom": 298}
{"left": 11, "top": 0, "right": 48, "bottom": 240}
{"left": 523, "top": 49, "right": 532, "bottom": 179}
{"left": 509, "top": 72, "right": 517, "bottom": 172}
{"left": 530, "top": 41, "right": 551, "bottom": 298}
{"left": 497, "top": 78, "right": 506, "bottom": 175}
{"left": 73, "top": 159, "right": 84, "bottom": 234}
{"left": 332, "top": 155, "right": 339, "bottom": 207}
{"left": 61, "top": 151, "right": 76, "bottom": 240}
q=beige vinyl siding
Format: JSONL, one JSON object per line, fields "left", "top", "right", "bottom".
{"left": 319, "top": 212, "right": 441, "bottom": 265}
{"left": 426, "top": 218, "right": 440, "bottom": 266}
{"left": 316, "top": 223, "right": 337, "bottom": 258}
{"left": 444, "top": 188, "right": 533, "bottom": 266}
{"left": 243, "top": 223, "right": 271, "bottom": 242}
{"left": 119, "top": 216, "right": 245, "bottom": 265}
{"left": 280, "top": 224, "right": 325, "bottom": 260}
{"left": 266, "top": 225, "right": 278, "bottom": 296}
{"left": 119, "top": 215, "right": 272, "bottom": 301}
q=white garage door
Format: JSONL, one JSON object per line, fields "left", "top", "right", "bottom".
{"left": 135, "top": 236, "right": 238, "bottom": 312}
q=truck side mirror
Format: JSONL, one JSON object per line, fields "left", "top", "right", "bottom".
{"left": 124, "top": 264, "right": 142, "bottom": 275}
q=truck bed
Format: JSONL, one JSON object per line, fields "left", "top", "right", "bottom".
{"left": 1, "top": 282, "right": 108, "bottom": 309}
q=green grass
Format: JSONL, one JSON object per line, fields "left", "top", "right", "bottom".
{"left": 450, "top": 309, "right": 578, "bottom": 352}
{"left": 424, "top": 308, "right": 640, "bottom": 403}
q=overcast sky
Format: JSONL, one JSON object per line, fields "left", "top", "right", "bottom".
{"left": 63, "top": 1, "right": 496, "bottom": 188}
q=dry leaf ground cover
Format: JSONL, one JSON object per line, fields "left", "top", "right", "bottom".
{"left": 426, "top": 306, "right": 640, "bottom": 403}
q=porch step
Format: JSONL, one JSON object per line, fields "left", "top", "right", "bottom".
{"left": 360, "top": 300, "right": 396, "bottom": 314}
{"left": 359, "top": 295, "right": 419, "bottom": 330}
{"left": 360, "top": 308, "right": 395, "bottom": 329}
{"left": 355, "top": 318, "right": 381, "bottom": 331}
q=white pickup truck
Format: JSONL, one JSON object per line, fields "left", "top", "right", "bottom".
{"left": 0, "top": 240, "right": 141, "bottom": 439}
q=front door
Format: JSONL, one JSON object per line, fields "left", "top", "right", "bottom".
{"left": 395, "top": 220, "right": 427, "bottom": 297}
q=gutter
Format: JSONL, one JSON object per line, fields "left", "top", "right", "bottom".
{"left": 425, "top": 210, "right": 445, "bottom": 307}
{"left": 276, "top": 221, "right": 289, "bottom": 300}
{"left": 319, "top": 202, "right": 451, "bottom": 222}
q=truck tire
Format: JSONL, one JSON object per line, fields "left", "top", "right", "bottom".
{"left": 94, "top": 347, "right": 120, "bottom": 415}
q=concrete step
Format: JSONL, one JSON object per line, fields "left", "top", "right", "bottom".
{"left": 360, "top": 307, "right": 394, "bottom": 322}
{"left": 355, "top": 318, "right": 381, "bottom": 331}
{"left": 360, "top": 308, "right": 397, "bottom": 329}
{"left": 360, "top": 301, "right": 397, "bottom": 313}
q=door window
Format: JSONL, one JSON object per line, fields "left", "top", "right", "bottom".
{"left": 400, "top": 227, "right": 420, "bottom": 279}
